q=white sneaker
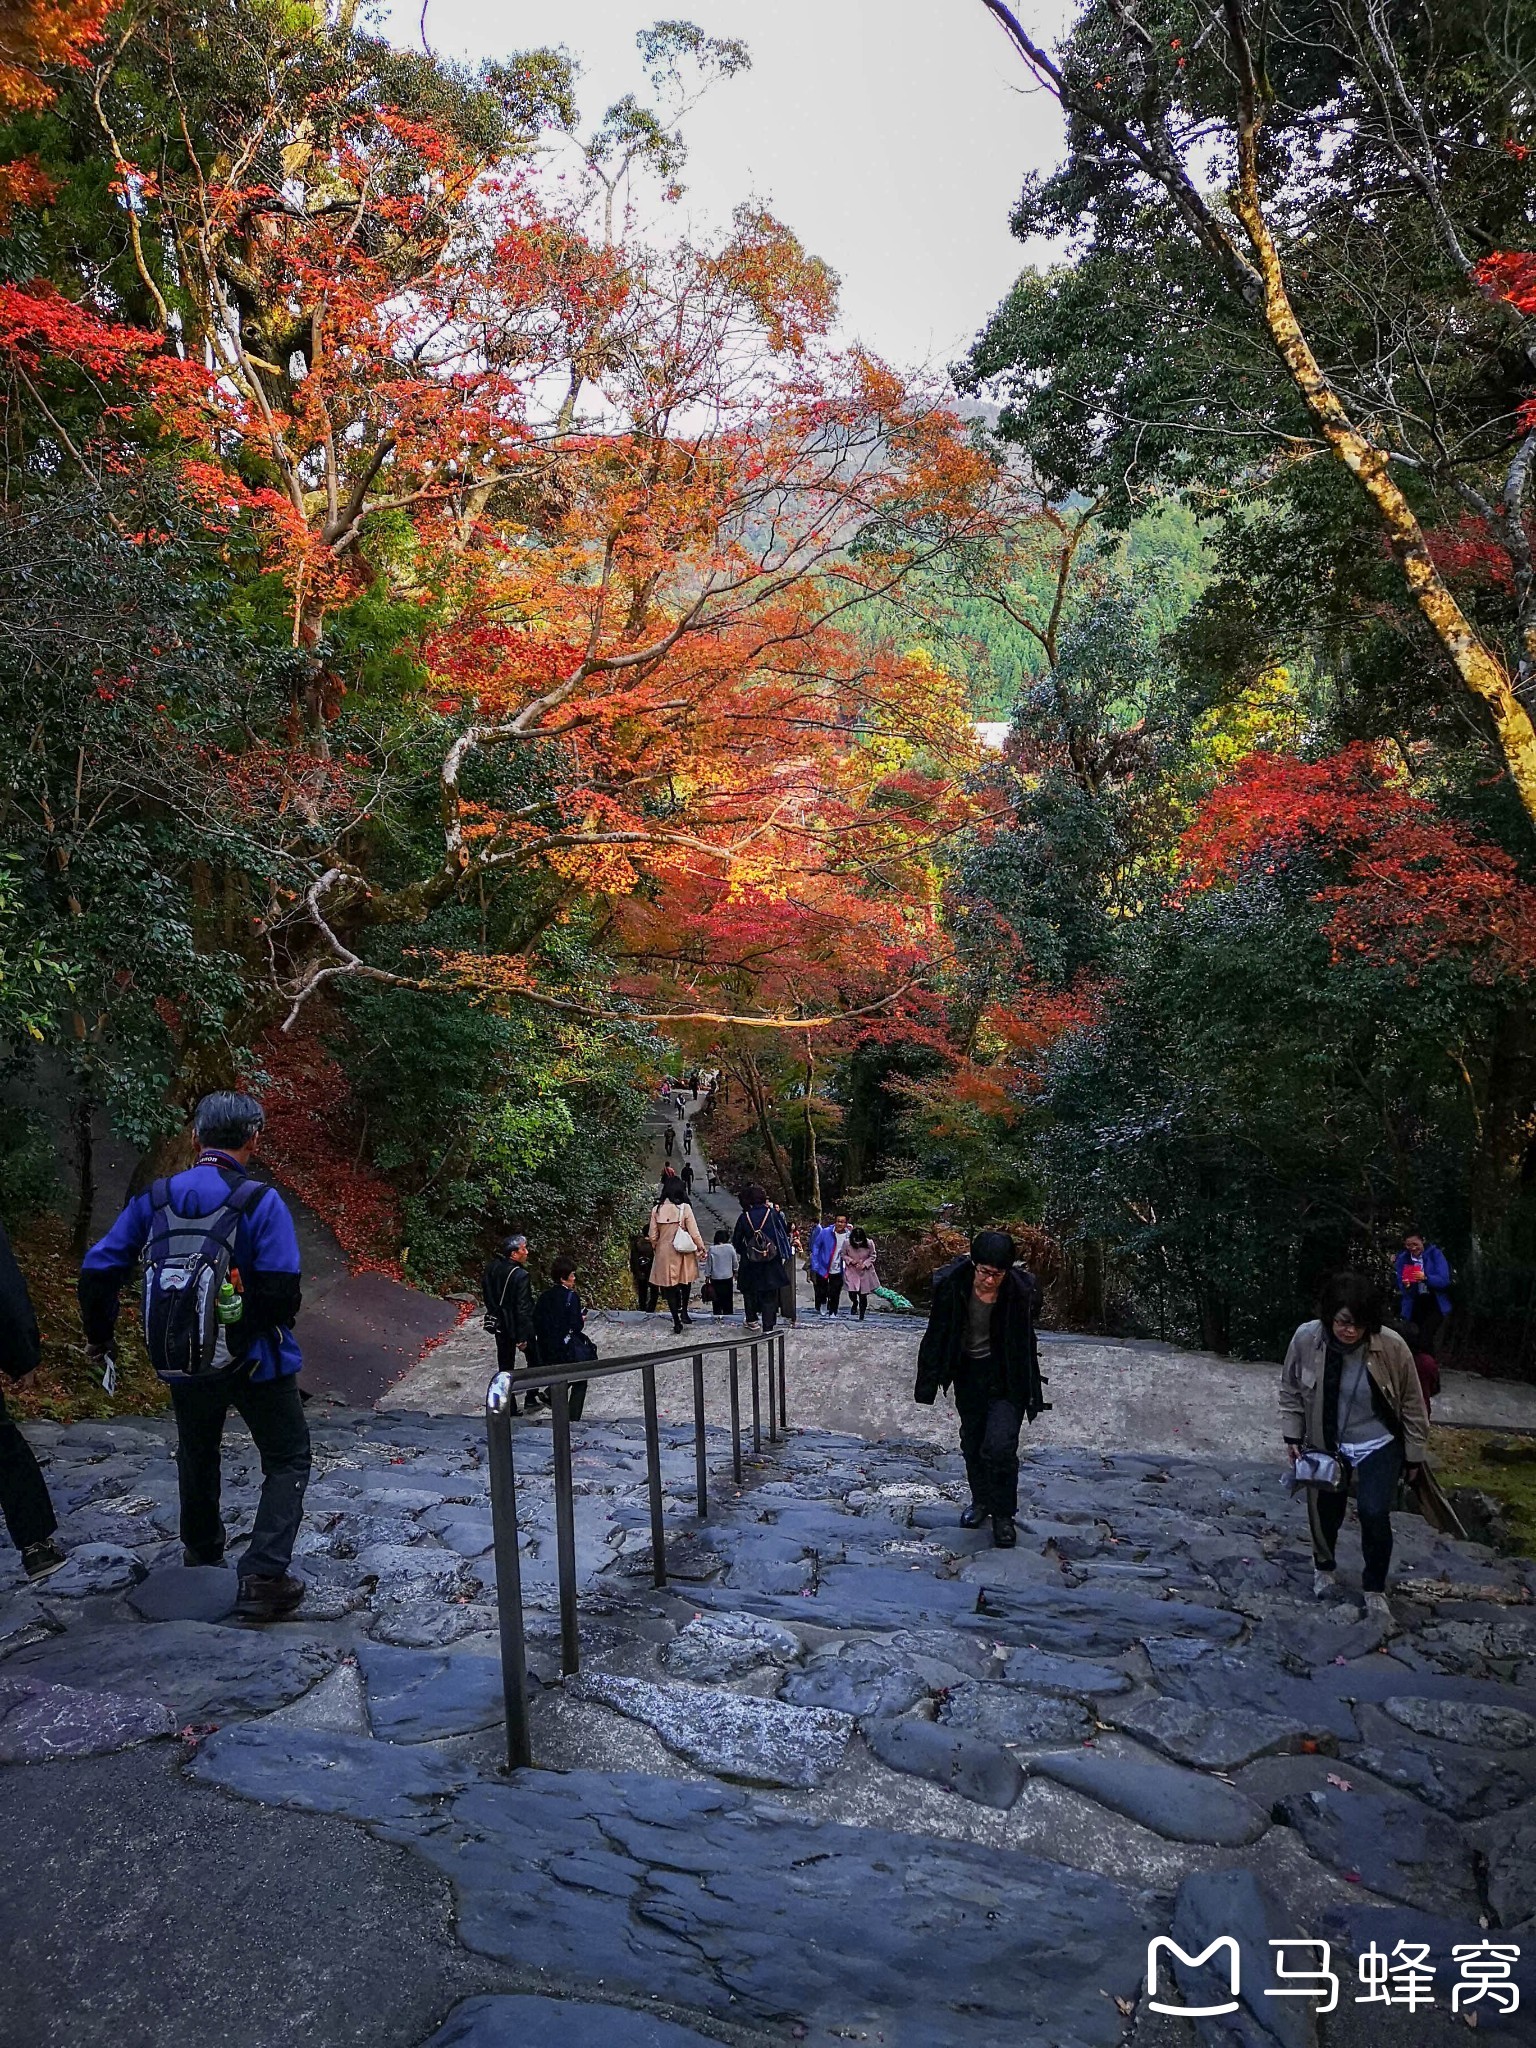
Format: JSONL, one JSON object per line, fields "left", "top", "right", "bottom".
{"left": 1313, "top": 1568, "right": 1336, "bottom": 1599}
{"left": 1364, "top": 1590, "right": 1394, "bottom": 1623}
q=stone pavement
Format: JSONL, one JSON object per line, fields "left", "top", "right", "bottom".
{"left": 4, "top": 1394, "right": 1536, "bottom": 2045}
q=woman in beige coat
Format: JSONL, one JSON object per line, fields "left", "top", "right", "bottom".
{"left": 649, "top": 1171, "right": 704, "bottom": 1332}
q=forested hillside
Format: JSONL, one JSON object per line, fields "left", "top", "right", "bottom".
{"left": 2, "top": 0, "right": 1534, "bottom": 1377}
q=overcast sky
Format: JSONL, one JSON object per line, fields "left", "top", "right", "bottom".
{"left": 378, "top": 0, "right": 1071, "bottom": 377}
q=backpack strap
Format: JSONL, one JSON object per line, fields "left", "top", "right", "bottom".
{"left": 192, "top": 1171, "right": 267, "bottom": 1268}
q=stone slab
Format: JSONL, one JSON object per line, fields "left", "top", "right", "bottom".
{"left": 566, "top": 1672, "right": 851, "bottom": 1788}
{"left": 862, "top": 1714, "right": 1024, "bottom": 1809}
{"left": 421, "top": 1997, "right": 725, "bottom": 2048}
{"left": 937, "top": 1680, "right": 1094, "bottom": 1748}
{"left": 0, "top": 1678, "right": 174, "bottom": 1762}
{"left": 354, "top": 1642, "right": 508, "bottom": 1743}
{"left": 658, "top": 1611, "right": 800, "bottom": 1683}
{"left": 7, "top": 1620, "right": 338, "bottom": 1722}
{"left": 1102, "top": 1691, "right": 1314, "bottom": 1769}
{"left": 44, "top": 1543, "right": 147, "bottom": 1598}
{"left": 187, "top": 1722, "right": 471, "bottom": 1823}
{"left": 970, "top": 1582, "right": 1243, "bottom": 1656}
{"left": 1276, "top": 1782, "right": 1482, "bottom": 1915}
{"left": 127, "top": 1565, "right": 240, "bottom": 1623}
{"left": 1030, "top": 1750, "right": 1269, "bottom": 1847}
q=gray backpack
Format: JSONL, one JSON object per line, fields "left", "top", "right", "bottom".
{"left": 141, "top": 1172, "right": 265, "bottom": 1382}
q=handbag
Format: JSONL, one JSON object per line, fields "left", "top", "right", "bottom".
{"left": 1292, "top": 1450, "right": 1343, "bottom": 1488}
{"left": 672, "top": 1223, "right": 698, "bottom": 1255}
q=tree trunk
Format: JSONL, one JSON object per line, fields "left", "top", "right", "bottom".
{"left": 738, "top": 1056, "right": 795, "bottom": 1207}
{"left": 1223, "top": 2, "right": 1536, "bottom": 833}
{"left": 69, "top": 1094, "right": 95, "bottom": 1259}
{"left": 802, "top": 1035, "right": 822, "bottom": 1218}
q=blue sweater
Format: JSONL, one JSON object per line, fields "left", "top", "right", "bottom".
{"left": 80, "top": 1154, "right": 303, "bottom": 1381}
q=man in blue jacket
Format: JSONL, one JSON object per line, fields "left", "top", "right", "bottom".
{"left": 80, "top": 1091, "right": 310, "bottom": 1621}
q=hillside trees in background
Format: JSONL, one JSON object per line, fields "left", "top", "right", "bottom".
{"left": 0, "top": 0, "right": 1000, "bottom": 1286}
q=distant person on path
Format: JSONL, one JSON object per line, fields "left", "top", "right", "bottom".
{"left": 483, "top": 1233, "right": 542, "bottom": 1414}
{"left": 532, "top": 1255, "right": 591, "bottom": 1420}
{"left": 733, "top": 1185, "right": 793, "bottom": 1334}
{"left": 843, "top": 1228, "right": 878, "bottom": 1321}
{"left": 680, "top": 1160, "right": 695, "bottom": 1199}
{"left": 809, "top": 1214, "right": 836, "bottom": 1316}
{"left": 915, "top": 1229, "right": 1044, "bottom": 1550}
{"left": 0, "top": 1218, "right": 65, "bottom": 1581}
{"left": 826, "top": 1213, "right": 850, "bottom": 1316}
{"left": 683, "top": 1123, "right": 692, "bottom": 1155}
{"left": 80, "top": 1091, "right": 310, "bottom": 1622}
{"left": 1394, "top": 1231, "right": 1452, "bottom": 1354}
{"left": 1280, "top": 1273, "right": 1429, "bottom": 1618}
{"left": 629, "top": 1231, "right": 658, "bottom": 1312}
{"left": 706, "top": 1229, "right": 739, "bottom": 1317}
{"left": 676, "top": 1094, "right": 685, "bottom": 1120}
{"left": 664, "top": 1125, "right": 675, "bottom": 1160}
{"left": 706, "top": 1163, "right": 719, "bottom": 1194}
{"left": 649, "top": 1171, "right": 703, "bottom": 1334}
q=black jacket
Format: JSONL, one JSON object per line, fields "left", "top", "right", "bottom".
{"left": 732, "top": 1204, "right": 792, "bottom": 1288}
{"left": 0, "top": 1219, "right": 41, "bottom": 1381}
{"left": 915, "top": 1258, "right": 1046, "bottom": 1419}
{"left": 533, "top": 1283, "right": 584, "bottom": 1363}
{"left": 482, "top": 1257, "right": 535, "bottom": 1345}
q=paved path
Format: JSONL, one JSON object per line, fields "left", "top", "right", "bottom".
{"left": 4, "top": 1403, "right": 1535, "bottom": 2044}
{"left": 387, "top": 1308, "right": 1536, "bottom": 1453}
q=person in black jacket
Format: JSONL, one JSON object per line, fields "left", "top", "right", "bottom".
{"left": 732, "top": 1185, "right": 793, "bottom": 1333}
{"left": 482, "top": 1233, "right": 542, "bottom": 1414}
{"left": 0, "top": 1218, "right": 65, "bottom": 1579}
{"left": 629, "top": 1231, "right": 658, "bottom": 1312}
{"left": 532, "top": 1255, "right": 590, "bottom": 1420}
{"left": 914, "top": 1229, "right": 1045, "bottom": 1549}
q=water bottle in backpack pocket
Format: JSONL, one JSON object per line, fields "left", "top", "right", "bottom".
{"left": 141, "top": 1174, "right": 266, "bottom": 1381}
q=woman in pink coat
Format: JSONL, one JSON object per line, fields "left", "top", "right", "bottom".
{"left": 842, "top": 1228, "right": 878, "bottom": 1321}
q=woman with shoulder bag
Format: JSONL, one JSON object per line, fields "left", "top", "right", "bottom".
{"left": 1278, "top": 1272, "right": 1430, "bottom": 1620}
{"left": 648, "top": 1171, "right": 703, "bottom": 1333}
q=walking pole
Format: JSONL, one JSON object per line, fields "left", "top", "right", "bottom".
{"left": 549, "top": 1379, "right": 580, "bottom": 1677}
{"left": 692, "top": 1351, "right": 708, "bottom": 1519}
{"left": 485, "top": 1370, "right": 532, "bottom": 1770}
{"left": 642, "top": 1360, "right": 667, "bottom": 1587}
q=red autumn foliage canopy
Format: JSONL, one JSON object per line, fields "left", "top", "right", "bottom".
{"left": 1181, "top": 744, "right": 1536, "bottom": 985}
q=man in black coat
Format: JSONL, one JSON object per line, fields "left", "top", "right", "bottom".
{"left": 0, "top": 1218, "right": 65, "bottom": 1579}
{"left": 482, "top": 1234, "right": 542, "bottom": 1415}
{"left": 915, "top": 1229, "right": 1045, "bottom": 1548}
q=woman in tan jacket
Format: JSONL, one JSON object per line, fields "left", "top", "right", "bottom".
{"left": 1279, "top": 1272, "right": 1429, "bottom": 1619}
{"left": 648, "top": 1171, "right": 704, "bottom": 1333}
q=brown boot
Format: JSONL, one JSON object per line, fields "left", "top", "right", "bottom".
{"left": 235, "top": 1572, "right": 305, "bottom": 1621}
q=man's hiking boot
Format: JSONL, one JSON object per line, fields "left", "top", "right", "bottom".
{"left": 22, "top": 1538, "right": 66, "bottom": 1581}
{"left": 991, "top": 1514, "right": 1018, "bottom": 1548}
{"left": 235, "top": 1573, "right": 305, "bottom": 1622}
{"left": 958, "top": 1505, "right": 987, "bottom": 1529}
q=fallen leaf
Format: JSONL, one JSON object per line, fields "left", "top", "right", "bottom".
{"left": 1327, "top": 1773, "right": 1353, "bottom": 1791}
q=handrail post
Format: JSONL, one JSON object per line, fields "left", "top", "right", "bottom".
{"left": 549, "top": 1379, "right": 580, "bottom": 1677}
{"left": 750, "top": 1341, "right": 761, "bottom": 1454}
{"left": 691, "top": 1351, "right": 708, "bottom": 1518}
{"left": 728, "top": 1345, "right": 742, "bottom": 1484}
{"left": 767, "top": 1328, "right": 778, "bottom": 1442}
{"left": 485, "top": 1371, "right": 532, "bottom": 1771}
{"left": 642, "top": 1360, "right": 667, "bottom": 1587}
{"left": 778, "top": 1330, "right": 788, "bottom": 1431}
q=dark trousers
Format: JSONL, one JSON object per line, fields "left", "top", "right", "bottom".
{"left": 171, "top": 1371, "right": 311, "bottom": 1581}
{"left": 955, "top": 1377, "right": 1024, "bottom": 1517}
{"left": 0, "top": 1384, "right": 56, "bottom": 1553}
{"left": 825, "top": 1272, "right": 844, "bottom": 1315}
{"left": 631, "top": 1273, "right": 657, "bottom": 1312}
{"left": 1409, "top": 1298, "right": 1444, "bottom": 1356}
{"left": 1307, "top": 1439, "right": 1402, "bottom": 1592}
{"left": 850, "top": 1290, "right": 869, "bottom": 1321}
{"left": 664, "top": 1283, "right": 692, "bottom": 1328}
{"left": 710, "top": 1279, "right": 734, "bottom": 1316}
{"left": 743, "top": 1271, "right": 779, "bottom": 1332}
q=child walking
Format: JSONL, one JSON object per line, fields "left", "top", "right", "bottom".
{"left": 706, "top": 1229, "right": 739, "bottom": 1317}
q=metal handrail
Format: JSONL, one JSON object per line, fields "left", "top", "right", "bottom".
{"left": 485, "top": 1323, "right": 790, "bottom": 1770}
